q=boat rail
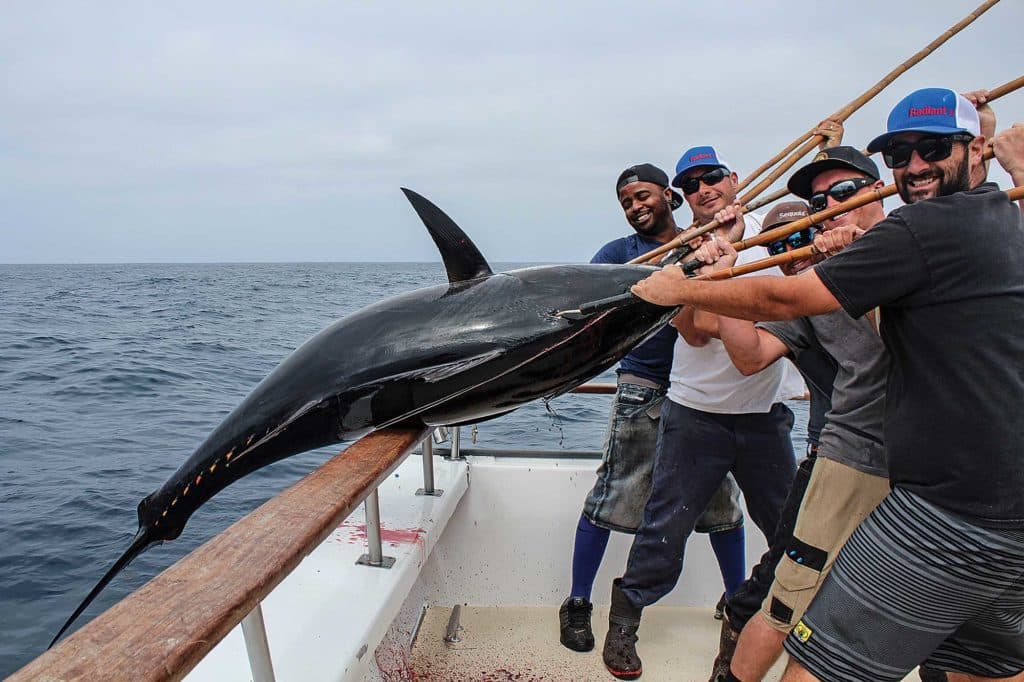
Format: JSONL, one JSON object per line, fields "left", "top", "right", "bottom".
{"left": 10, "top": 382, "right": 615, "bottom": 681}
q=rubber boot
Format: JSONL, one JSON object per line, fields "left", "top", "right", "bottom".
{"left": 708, "top": 618, "right": 740, "bottom": 682}
{"left": 603, "top": 579, "right": 643, "bottom": 680}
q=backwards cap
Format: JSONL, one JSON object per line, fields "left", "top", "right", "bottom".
{"left": 616, "top": 163, "right": 683, "bottom": 210}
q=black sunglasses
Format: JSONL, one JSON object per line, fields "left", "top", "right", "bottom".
{"left": 809, "top": 177, "right": 874, "bottom": 213}
{"left": 679, "top": 167, "right": 730, "bottom": 195}
{"left": 767, "top": 228, "right": 815, "bottom": 256}
{"left": 881, "top": 133, "right": 974, "bottom": 169}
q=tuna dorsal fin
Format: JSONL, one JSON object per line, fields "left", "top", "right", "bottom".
{"left": 401, "top": 188, "right": 494, "bottom": 283}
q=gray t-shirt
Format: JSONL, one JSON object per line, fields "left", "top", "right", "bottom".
{"left": 759, "top": 309, "right": 888, "bottom": 476}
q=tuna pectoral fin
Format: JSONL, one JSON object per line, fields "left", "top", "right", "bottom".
{"left": 48, "top": 528, "right": 155, "bottom": 648}
{"left": 388, "top": 349, "right": 505, "bottom": 383}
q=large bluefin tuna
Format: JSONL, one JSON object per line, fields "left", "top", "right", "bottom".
{"left": 51, "top": 188, "right": 676, "bottom": 644}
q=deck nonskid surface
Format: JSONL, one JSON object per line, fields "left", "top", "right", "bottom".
{"left": 410, "top": 605, "right": 785, "bottom": 682}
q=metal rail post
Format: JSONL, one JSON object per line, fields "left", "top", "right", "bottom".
{"left": 356, "top": 489, "right": 396, "bottom": 568}
{"left": 450, "top": 426, "right": 463, "bottom": 460}
{"left": 416, "top": 433, "right": 443, "bottom": 497}
{"left": 241, "top": 603, "right": 276, "bottom": 682}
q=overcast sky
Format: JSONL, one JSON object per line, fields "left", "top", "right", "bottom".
{"left": 3, "top": 1, "right": 1022, "bottom": 264}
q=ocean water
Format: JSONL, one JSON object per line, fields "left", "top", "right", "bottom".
{"left": 0, "top": 262, "right": 809, "bottom": 675}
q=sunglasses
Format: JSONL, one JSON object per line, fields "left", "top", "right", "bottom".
{"left": 809, "top": 177, "right": 874, "bottom": 213}
{"left": 881, "top": 133, "right": 974, "bottom": 169}
{"left": 767, "top": 228, "right": 815, "bottom": 256}
{"left": 679, "top": 167, "right": 730, "bottom": 195}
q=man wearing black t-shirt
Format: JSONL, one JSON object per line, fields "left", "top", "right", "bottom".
{"left": 629, "top": 87, "right": 1024, "bottom": 681}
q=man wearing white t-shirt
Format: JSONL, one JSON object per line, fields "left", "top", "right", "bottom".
{"left": 603, "top": 146, "right": 798, "bottom": 680}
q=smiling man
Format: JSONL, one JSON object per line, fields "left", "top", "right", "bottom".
{"left": 631, "top": 88, "right": 1024, "bottom": 682}
{"left": 697, "top": 153, "right": 896, "bottom": 682}
{"left": 558, "top": 163, "right": 747, "bottom": 661}
{"left": 602, "top": 149, "right": 805, "bottom": 680}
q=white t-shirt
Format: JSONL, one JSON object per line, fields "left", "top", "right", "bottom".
{"left": 667, "top": 212, "right": 802, "bottom": 413}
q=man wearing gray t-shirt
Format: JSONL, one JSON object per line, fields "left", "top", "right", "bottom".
{"left": 694, "top": 147, "right": 896, "bottom": 682}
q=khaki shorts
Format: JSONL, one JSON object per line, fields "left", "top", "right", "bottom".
{"left": 761, "top": 456, "right": 890, "bottom": 633}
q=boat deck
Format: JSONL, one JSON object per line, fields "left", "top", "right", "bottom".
{"left": 411, "top": 605, "right": 785, "bottom": 682}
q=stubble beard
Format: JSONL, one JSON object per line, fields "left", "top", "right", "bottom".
{"left": 898, "top": 153, "right": 971, "bottom": 204}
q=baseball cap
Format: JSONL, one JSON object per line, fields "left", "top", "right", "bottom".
{"left": 866, "top": 87, "right": 981, "bottom": 153}
{"left": 762, "top": 201, "right": 810, "bottom": 231}
{"left": 671, "top": 146, "right": 732, "bottom": 188}
{"left": 787, "top": 146, "right": 880, "bottom": 200}
{"left": 616, "top": 163, "right": 683, "bottom": 210}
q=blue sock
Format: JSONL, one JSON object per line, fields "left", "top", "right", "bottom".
{"left": 569, "top": 514, "right": 611, "bottom": 601}
{"left": 709, "top": 525, "right": 746, "bottom": 596}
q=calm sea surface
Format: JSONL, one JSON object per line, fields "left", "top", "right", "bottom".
{"left": 0, "top": 262, "right": 809, "bottom": 675}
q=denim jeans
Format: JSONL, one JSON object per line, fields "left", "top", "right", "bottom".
{"left": 619, "top": 400, "right": 796, "bottom": 608}
{"left": 583, "top": 380, "right": 743, "bottom": 533}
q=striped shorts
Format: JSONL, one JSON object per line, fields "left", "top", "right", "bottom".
{"left": 783, "top": 486, "right": 1024, "bottom": 681}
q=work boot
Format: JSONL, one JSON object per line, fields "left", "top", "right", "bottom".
{"left": 708, "top": 618, "right": 740, "bottom": 682}
{"left": 603, "top": 579, "right": 643, "bottom": 679}
{"left": 919, "top": 666, "right": 948, "bottom": 682}
{"left": 558, "top": 596, "right": 594, "bottom": 652}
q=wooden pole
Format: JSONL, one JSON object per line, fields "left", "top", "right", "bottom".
{"left": 733, "top": 0, "right": 1001, "bottom": 199}
{"left": 640, "top": 86, "right": 1021, "bottom": 268}
{"left": 987, "top": 74, "right": 1024, "bottom": 100}
{"left": 742, "top": 73, "right": 1023, "bottom": 215}
{"left": 734, "top": 147, "right": 997, "bottom": 252}
{"left": 701, "top": 184, "right": 1024, "bottom": 281}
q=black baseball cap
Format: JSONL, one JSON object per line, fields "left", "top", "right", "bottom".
{"left": 786, "top": 146, "right": 880, "bottom": 200}
{"left": 616, "top": 163, "right": 684, "bottom": 210}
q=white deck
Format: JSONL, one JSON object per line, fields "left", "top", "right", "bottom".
{"left": 412, "top": 605, "right": 786, "bottom": 681}
{"left": 185, "top": 451, "right": 778, "bottom": 681}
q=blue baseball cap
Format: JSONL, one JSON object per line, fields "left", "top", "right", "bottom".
{"left": 866, "top": 88, "right": 981, "bottom": 153}
{"left": 671, "top": 146, "right": 732, "bottom": 188}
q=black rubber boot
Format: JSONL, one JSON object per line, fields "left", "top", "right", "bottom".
{"left": 603, "top": 579, "right": 643, "bottom": 679}
{"left": 558, "top": 596, "right": 595, "bottom": 652}
{"left": 708, "top": 618, "right": 740, "bottom": 682}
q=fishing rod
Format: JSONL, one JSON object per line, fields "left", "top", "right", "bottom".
{"left": 559, "top": 182, "right": 1023, "bottom": 318}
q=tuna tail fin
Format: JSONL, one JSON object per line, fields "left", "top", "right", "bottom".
{"left": 48, "top": 528, "right": 156, "bottom": 648}
{"left": 400, "top": 187, "right": 494, "bottom": 283}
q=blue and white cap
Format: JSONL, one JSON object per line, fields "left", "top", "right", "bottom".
{"left": 671, "top": 146, "right": 732, "bottom": 188}
{"left": 867, "top": 88, "right": 981, "bottom": 153}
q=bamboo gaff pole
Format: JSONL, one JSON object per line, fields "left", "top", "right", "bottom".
{"left": 740, "top": 73, "right": 1024, "bottom": 215}
{"left": 633, "top": 72, "right": 1021, "bottom": 268}
{"left": 729, "top": 147, "right": 997, "bottom": 254}
{"left": 555, "top": 183, "right": 1023, "bottom": 318}
{"left": 733, "top": 0, "right": 1001, "bottom": 200}
{"left": 985, "top": 73, "right": 1024, "bottom": 100}
{"left": 701, "top": 184, "right": 1024, "bottom": 281}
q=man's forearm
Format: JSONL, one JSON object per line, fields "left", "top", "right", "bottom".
{"left": 631, "top": 267, "right": 842, "bottom": 321}
{"left": 717, "top": 317, "right": 785, "bottom": 375}
{"left": 673, "top": 277, "right": 813, "bottom": 321}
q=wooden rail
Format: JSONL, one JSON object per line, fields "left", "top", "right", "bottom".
{"left": 11, "top": 427, "right": 428, "bottom": 682}
{"left": 570, "top": 382, "right": 616, "bottom": 394}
